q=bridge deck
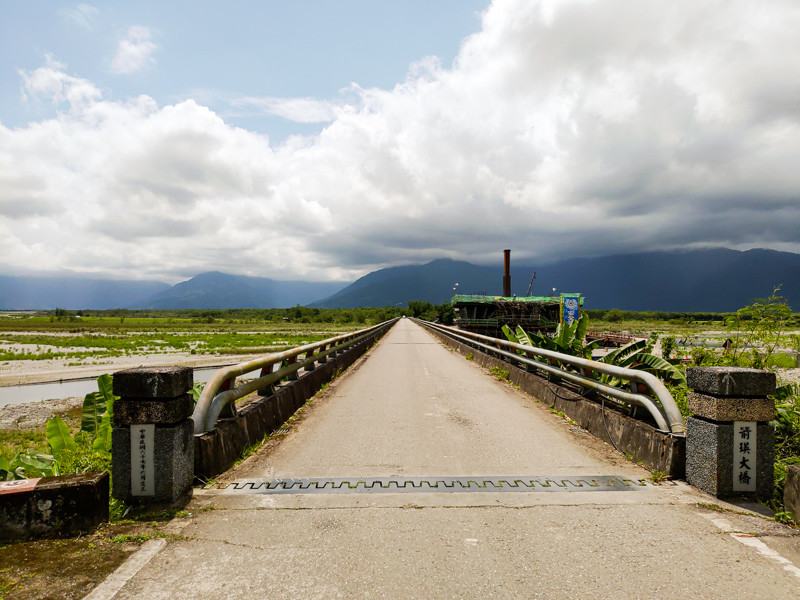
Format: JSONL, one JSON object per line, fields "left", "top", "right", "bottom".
{"left": 101, "top": 320, "right": 800, "bottom": 599}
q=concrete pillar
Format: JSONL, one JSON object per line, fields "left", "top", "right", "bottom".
{"left": 686, "top": 367, "right": 775, "bottom": 499}
{"left": 111, "top": 367, "right": 194, "bottom": 505}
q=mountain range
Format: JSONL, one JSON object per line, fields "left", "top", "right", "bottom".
{"left": 138, "top": 272, "right": 342, "bottom": 309}
{"left": 1, "top": 248, "right": 799, "bottom": 312}
{"left": 312, "top": 248, "right": 800, "bottom": 312}
{"left": 0, "top": 272, "right": 341, "bottom": 311}
{"left": 0, "top": 275, "right": 170, "bottom": 311}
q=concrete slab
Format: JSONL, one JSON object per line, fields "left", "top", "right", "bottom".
{"left": 111, "top": 502, "right": 799, "bottom": 600}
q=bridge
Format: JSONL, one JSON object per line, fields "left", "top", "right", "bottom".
{"left": 90, "top": 319, "right": 798, "bottom": 598}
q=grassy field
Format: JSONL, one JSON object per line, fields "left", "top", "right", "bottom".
{"left": 0, "top": 309, "right": 394, "bottom": 366}
{"left": 0, "top": 330, "right": 346, "bottom": 362}
{"left": 2, "top": 305, "right": 798, "bottom": 367}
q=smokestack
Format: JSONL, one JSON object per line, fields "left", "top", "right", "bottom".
{"left": 503, "top": 249, "right": 511, "bottom": 297}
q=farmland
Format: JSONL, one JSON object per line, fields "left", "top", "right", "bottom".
{"left": 0, "top": 307, "right": 400, "bottom": 386}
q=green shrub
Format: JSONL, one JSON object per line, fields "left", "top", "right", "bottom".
{"left": 768, "top": 383, "right": 800, "bottom": 516}
{"left": 766, "top": 353, "right": 796, "bottom": 369}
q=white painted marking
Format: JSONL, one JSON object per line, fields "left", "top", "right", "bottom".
{"left": 733, "top": 534, "right": 800, "bottom": 579}
{"left": 705, "top": 515, "right": 734, "bottom": 531}
{"left": 701, "top": 513, "right": 800, "bottom": 580}
{"left": 83, "top": 538, "right": 167, "bottom": 600}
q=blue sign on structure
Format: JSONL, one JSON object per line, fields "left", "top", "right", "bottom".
{"left": 561, "top": 295, "right": 581, "bottom": 325}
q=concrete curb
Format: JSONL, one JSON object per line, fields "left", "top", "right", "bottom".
{"left": 0, "top": 472, "right": 109, "bottom": 541}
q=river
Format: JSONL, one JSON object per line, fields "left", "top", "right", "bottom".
{"left": 0, "top": 366, "right": 232, "bottom": 408}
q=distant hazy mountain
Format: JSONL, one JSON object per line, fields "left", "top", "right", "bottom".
{"left": 3, "top": 248, "right": 799, "bottom": 311}
{"left": 311, "top": 249, "right": 800, "bottom": 312}
{"left": 135, "top": 272, "right": 344, "bottom": 309}
{"left": 528, "top": 248, "right": 800, "bottom": 311}
{"left": 0, "top": 275, "right": 170, "bottom": 310}
{"left": 310, "top": 259, "right": 495, "bottom": 308}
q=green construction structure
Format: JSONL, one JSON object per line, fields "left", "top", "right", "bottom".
{"left": 451, "top": 293, "right": 584, "bottom": 338}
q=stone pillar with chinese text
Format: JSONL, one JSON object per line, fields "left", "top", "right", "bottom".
{"left": 111, "top": 367, "right": 194, "bottom": 505}
{"left": 686, "top": 367, "right": 775, "bottom": 499}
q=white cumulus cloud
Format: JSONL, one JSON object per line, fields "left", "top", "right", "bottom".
{"left": 231, "top": 96, "right": 342, "bottom": 124}
{"left": 19, "top": 55, "right": 102, "bottom": 110}
{"left": 2, "top": 0, "right": 800, "bottom": 284}
{"left": 111, "top": 26, "right": 157, "bottom": 74}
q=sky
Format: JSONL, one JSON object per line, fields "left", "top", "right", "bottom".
{"left": 1, "top": 0, "right": 799, "bottom": 285}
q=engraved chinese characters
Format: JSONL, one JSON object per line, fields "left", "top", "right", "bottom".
{"left": 733, "top": 421, "right": 757, "bottom": 492}
{"left": 130, "top": 424, "right": 155, "bottom": 496}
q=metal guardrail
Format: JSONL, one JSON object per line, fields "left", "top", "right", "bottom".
{"left": 415, "top": 319, "right": 686, "bottom": 436}
{"left": 192, "top": 319, "right": 398, "bottom": 434}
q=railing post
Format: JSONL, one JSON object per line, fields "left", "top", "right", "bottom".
{"left": 305, "top": 348, "right": 316, "bottom": 371}
{"left": 111, "top": 367, "right": 194, "bottom": 506}
{"left": 686, "top": 367, "right": 775, "bottom": 499}
{"left": 217, "top": 377, "right": 238, "bottom": 418}
{"left": 257, "top": 364, "right": 276, "bottom": 396}
{"left": 287, "top": 355, "right": 299, "bottom": 380}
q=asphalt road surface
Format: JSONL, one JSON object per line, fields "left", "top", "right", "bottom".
{"left": 90, "top": 319, "right": 800, "bottom": 599}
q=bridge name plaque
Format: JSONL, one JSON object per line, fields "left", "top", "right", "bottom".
{"left": 130, "top": 424, "right": 155, "bottom": 496}
{"left": 733, "top": 420, "right": 757, "bottom": 493}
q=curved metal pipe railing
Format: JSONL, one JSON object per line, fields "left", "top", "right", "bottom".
{"left": 192, "top": 318, "right": 398, "bottom": 434}
{"left": 416, "top": 319, "right": 686, "bottom": 435}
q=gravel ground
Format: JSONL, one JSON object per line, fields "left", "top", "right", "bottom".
{"left": 0, "top": 352, "right": 260, "bottom": 386}
{"left": 776, "top": 368, "right": 800, "bottom": 385}
{"left": 0, "top": 396, "right": 83, "bottom": 430}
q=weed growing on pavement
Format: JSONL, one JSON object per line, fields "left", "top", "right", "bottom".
{"left": 648, "top": 471, "right": 669, "bottom": 483}
{"left": 234, "top": 434, "right": 271, "bottom": 466}
{"left": 489, "top": 366, "right": 509, "bottom": 381}
{"left": 694, "top": 502, "right": 773, "bottom": 520}
{"left": 548, "top": 408, "right": 577, "bottom": 426}
{"left": 109, "top": 532, "right": 172, "bottom": 544}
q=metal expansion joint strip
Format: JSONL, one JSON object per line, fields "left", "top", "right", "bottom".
{"left": 216, "top": 476, "right": 660, "bottom": 494}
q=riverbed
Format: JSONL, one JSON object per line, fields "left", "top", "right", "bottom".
{"left": 0, "top": 365, "right": 238, "bottom": 408}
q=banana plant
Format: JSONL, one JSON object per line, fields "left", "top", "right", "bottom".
{"left": 598, "top": 333, "right": 687, "bottom": 389}
{"left": 0, "top": 374, "right": 118, "bottom": 481}
{"left": 0, "top": 452, "right": 58, "bottom": 481}
{"left": 48, "top": 373, "right": 117, "bottom": 458}
{"left": 502, "top": 316, "right": 686, "bottom": 389}
{"left": 80, "top": 372, "right": 116, "bottom": 452}
{"left": 503, "top": 314, "right": 601, "bottom": 362}
{"left": 46, "top": 416, "right": 76, "bottom": 459}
